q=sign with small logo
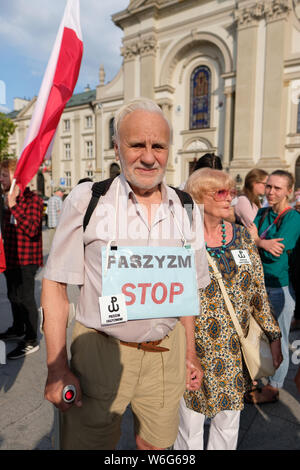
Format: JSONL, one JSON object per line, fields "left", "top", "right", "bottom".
{"left": 231, "top": 249, "right": 252, "bottom": 266}
{"left": 99, "top": 294, "right": 128, "bottom": 326}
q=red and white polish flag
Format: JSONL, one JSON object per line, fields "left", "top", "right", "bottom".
{"left": 13, "top": 0, "right": 83, "bottom": 192}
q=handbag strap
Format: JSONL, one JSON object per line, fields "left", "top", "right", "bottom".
{"left": 206, "top": 251, "right": 245, "bottom": 340}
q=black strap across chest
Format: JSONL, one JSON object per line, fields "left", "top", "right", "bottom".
{"left": 83, "top": 178, "right": 194, "bottom": 232}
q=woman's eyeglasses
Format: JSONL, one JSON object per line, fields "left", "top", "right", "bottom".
{"left": 208, "top": 189, "right": 237, "bottom": 201}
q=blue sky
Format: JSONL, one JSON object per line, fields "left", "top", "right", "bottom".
{"left": 0, "top": 0, "right": 129, "bottom": 112}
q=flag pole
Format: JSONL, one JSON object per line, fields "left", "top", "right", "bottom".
{"left": 9, "top": 178, "right": 16, "bottom": 195}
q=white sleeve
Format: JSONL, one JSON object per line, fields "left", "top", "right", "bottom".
{"left": 43, "top": 184, "right": 92, "bottom": 285}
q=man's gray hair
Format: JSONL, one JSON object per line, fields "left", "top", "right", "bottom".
{"left": 113, "top": 97, "right": 173, "bottom": 144}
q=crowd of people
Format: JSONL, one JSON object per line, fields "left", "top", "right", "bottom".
{"left": 0, "top": 97, "right": 299, "bottom": 450}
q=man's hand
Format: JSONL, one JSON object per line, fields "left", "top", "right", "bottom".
{"left": 42, "top": 279, "right": 81, "bottom": 412}
{"left": 180, "top": 316, "right": 203, "bottom": 391}
{"left": 185, "top": 352, "right": 203, "bottom": 391}
{"left": 45, "top": 366, "right": 83, "bottom": 412}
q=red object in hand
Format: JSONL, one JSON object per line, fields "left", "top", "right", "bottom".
{"left": 65, "top": 390, "right": 74, "bottom": 401}
{"left": 63, "top": 385, "right": 76, "bottom": 403}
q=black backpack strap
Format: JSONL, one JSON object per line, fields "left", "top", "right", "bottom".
{"left": 170, "top": 186, "right": 194, "bottom": 227}
{"left": 83, "top": 180, "right": 194, "bottom": 232}
{"left": 257, "top": 207, "right": 271, "bottom": 232}
{"left": 83, "top": 178, "right": 115, "bottom": 232}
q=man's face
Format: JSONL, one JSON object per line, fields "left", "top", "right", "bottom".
{"left": 0, "top": 168, "right": 13, "bottom": 192}
{"left": 114, "top": 110, "right": 170, "bottom": 193}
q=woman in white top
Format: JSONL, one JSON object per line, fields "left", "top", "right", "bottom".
{"left": 234, "top": 169, "right": 268, "bottom": 227}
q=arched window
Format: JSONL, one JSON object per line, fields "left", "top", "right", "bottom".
{"left": 109, "top": 118, "right": 114, "bottom": 149}
{"left": 190, "top": 65, "right": 211, "bottom": 130}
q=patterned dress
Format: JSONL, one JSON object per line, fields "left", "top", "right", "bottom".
{"left": 184, "top": 224, "right": 281, "bottom": 418}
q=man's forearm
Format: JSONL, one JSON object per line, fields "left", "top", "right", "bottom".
{"left": 41, "top": 278, "right": 70, "bottom": 372}
{"left": 180, "top": 316, "right": 197, "bottom": 355}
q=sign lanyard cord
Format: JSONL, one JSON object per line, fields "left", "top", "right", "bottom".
{"left": 171, "top": 207, "right": 187, "bottom": 247}
{"left": 104, "top": 179, "right": 120, "bottom": 275}
{"left": 104, "top": 181, "right": 188, "bottom": 273}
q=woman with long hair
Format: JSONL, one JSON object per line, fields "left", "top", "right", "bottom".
{"left": 234, "top": 169, "right": 268, "bottom": 226}
{"left": 247, "top": 170, "right": 300, "bottom": 404}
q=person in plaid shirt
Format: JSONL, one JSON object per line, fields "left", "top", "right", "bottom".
{"left": 0, "top": 158, "right": 43, "bottom": 359}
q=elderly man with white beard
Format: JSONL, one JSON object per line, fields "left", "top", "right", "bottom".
{"left": 41, "top": 97, "right": 210, "bottom": 450}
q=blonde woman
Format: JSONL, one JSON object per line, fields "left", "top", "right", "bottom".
{"left": 174, "top": 168, "right": 282, "bottom": 450}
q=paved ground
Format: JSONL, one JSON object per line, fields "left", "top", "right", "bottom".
{"left": 0, "top": 226, "right": 300, "bottom": 450}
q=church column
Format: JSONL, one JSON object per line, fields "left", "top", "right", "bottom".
{"left": 259, "top": 1, "right": 290, "bottom": 170}
{"left": 157, "top": 98, "right": 174, "bottom": 184}
{"left": 121, "top": 40, "right": 140, "bottom": 100}
{"left": 230, "top": 3, "right": 264, "bottom": 176}
{"left": 73, "top": 113, "right": 81, "bottom": 184}
{"left": 139, "top": 34, "right": 157, "bottom": 99}
{"left": 222, "top": 82, "right": 235, "bottom": 170}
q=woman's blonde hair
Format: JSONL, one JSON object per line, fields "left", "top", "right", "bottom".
{"left": 185, "top": 168, "right": 235, "bottom": 204}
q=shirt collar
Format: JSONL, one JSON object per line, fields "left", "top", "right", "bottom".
{"left": 118, "top": 173, "right": 172, "bottom": 207}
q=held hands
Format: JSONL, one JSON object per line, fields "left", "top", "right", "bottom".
{"left": 44, "top": 367, "right": 82, "bottom": 412}
{"left": 185, "top": 353, "right": 203, "bottom": 391}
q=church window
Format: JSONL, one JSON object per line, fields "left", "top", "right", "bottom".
{"left": 190, "top": 66, "right": 211, "bottom": 129}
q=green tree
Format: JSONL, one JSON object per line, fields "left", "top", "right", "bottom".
{"left": 0, "top": 112, "right": 16, "bottom": 161}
